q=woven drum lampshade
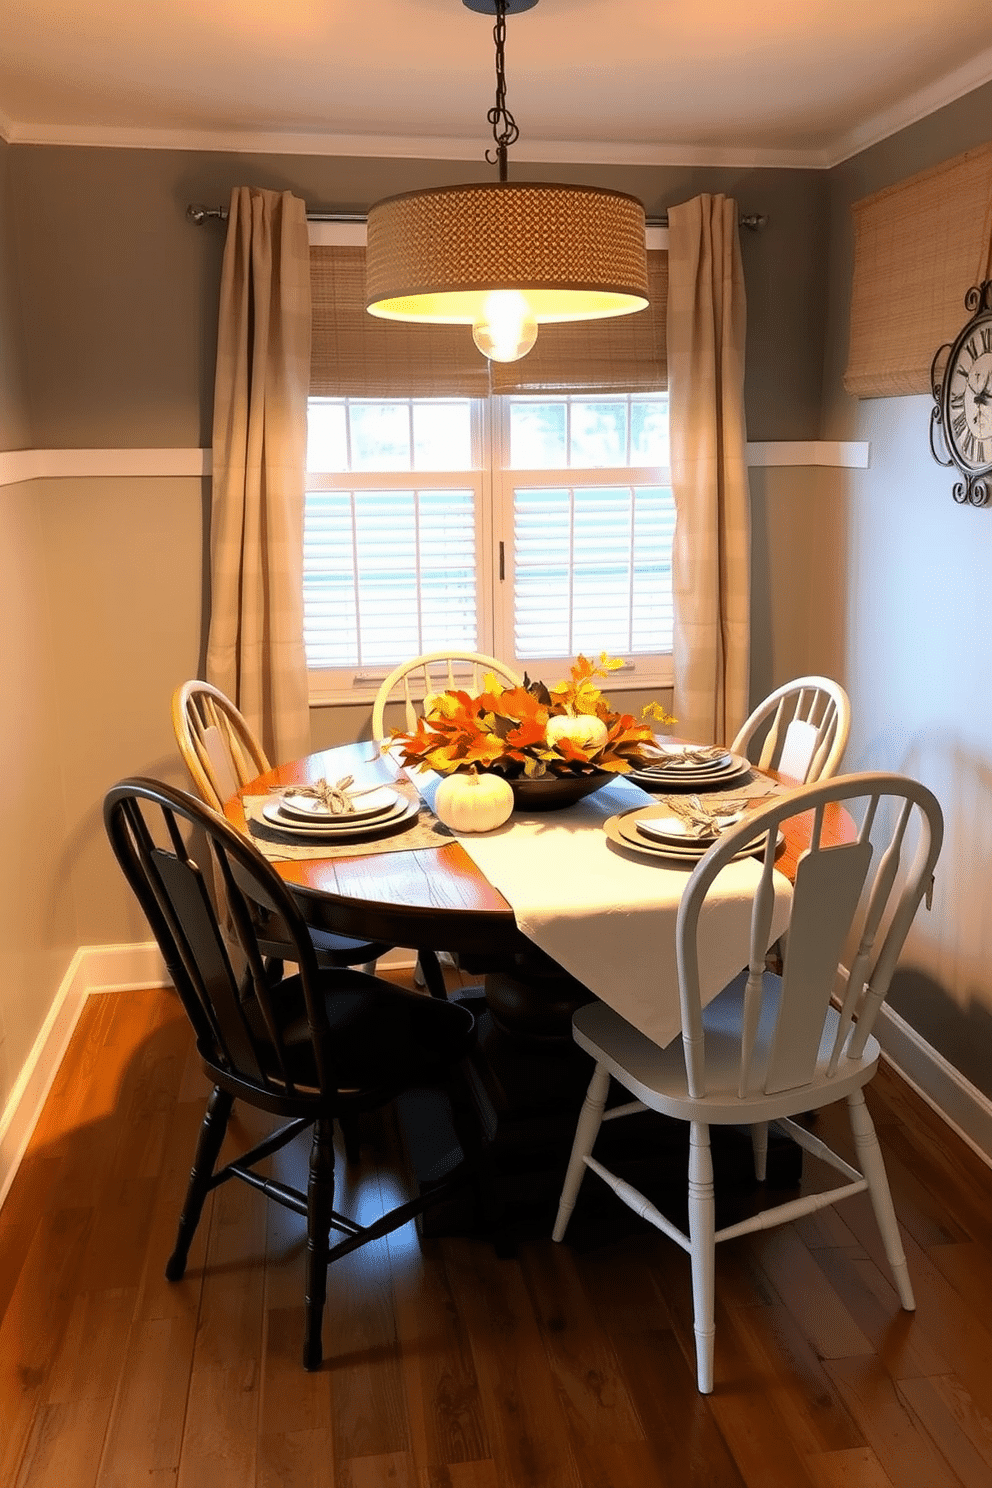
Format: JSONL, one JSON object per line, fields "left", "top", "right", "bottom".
{"left": 366, "top": 181, "right": 649, "bottom": 361}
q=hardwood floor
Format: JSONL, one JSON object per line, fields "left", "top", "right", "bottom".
{"left": 4, "top": 977, "right": 992, "bottom": 1487}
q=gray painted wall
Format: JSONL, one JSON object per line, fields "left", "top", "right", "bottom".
{"left": 820, "top": 81, "right": 992, "bottom": 1096}
{"left": 6, "top": 146, "right": 828, "bottom": 447}
{"left": 0, "top": 137, "right": 30, "bottom": 447}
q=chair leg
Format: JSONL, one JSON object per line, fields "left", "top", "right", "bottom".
{"left": 416, "top": 949, "right": 449, "bottom": 1000}
{"left": 552, "top": 1063, "right": 610, "bottom": 1242}
{"left": 847, "top": 1089, "right": 915, "bottom": 1310}
{"left": 165, "top": 1085, "right": 233, "bottom": 1281}
{"left": 750, "top": 1121, "right": 769, "bottom": 1181}
{"left": 688, "top": 1121, "right": 716, "bottom": 1394}
{"left": 303, "top": 1117, "right": 336, "bottom": 1371}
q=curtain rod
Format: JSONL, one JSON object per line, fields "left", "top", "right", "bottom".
{"left": 186, "top": 203, "right": 768, "bottom": 231}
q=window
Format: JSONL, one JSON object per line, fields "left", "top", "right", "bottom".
{"left": 304, "top": 392, "right": 673, "bottom": 702}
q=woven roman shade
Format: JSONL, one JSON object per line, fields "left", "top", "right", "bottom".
{"left": 845, "top": 141, "right": 992, "bottom": 398}
{"left": 310, "top": 246, "right": 667, "bottom": 397}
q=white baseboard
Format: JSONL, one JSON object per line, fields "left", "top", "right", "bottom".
{"left": 873, "top": 1002, "right": 992, "bottom": 1169}
{"left": 0, "top": 942, "right": 170, "bottom": 1212}
{"left": 0, "top": 940, "right": 422, "bottom": 1214}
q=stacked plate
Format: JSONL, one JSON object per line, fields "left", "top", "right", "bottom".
{"left": 260, "top": 786, "right": 418, "bottom": 840}
{"left": 629, "top": 744, "right": 752, "bottom": 791}
{"left": 604, "top": 803, "right": 780, "bottom": 865}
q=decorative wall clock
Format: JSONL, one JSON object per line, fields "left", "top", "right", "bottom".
{"left": 930, "top": 279, "right": 992, "bottom": 506}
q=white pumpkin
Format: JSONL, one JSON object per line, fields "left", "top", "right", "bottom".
{"left": 545, "top": 713, "right": 609, "bottom": 754}
{"left": 434, "top": 770, "right": 514, "bottom": 833}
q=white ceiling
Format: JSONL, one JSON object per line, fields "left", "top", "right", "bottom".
{"left": 1, "top": 0, "right": 991, "bottom": 169}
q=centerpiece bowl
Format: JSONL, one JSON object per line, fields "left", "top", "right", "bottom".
{"left": 509, "top": 770, "right": 612, "bottom": 811}
{"left": 388, "top": 652, "right": 674, "bottom": 827}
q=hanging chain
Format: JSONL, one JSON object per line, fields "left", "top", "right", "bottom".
{"left": 485, "top": 0, "right": 519, "bottom": 182}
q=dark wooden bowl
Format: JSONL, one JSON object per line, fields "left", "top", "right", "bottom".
{"left": 509, "top": 771, "right": 612, "bottom": 811}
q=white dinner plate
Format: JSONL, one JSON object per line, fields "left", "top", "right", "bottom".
{"left": 273, "top": 785, "right": 399, "bottom": 823}
{"left": 604, "top": 808, "right": 781, "bottom": 864}
{"left": 639, "top": 745, "right": 734, "bottom": 773}
{"left": 634, "top": 808, "right": 743, "bottom": 845}
{"left": 629, "top": 753, "right": 752, "bottom": 790}
{"left": 260, "top": 794, "right": 417, "bottom": 837}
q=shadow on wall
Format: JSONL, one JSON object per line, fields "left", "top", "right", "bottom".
{"left": 887, "top": 965, "right": 992, "bottom": 1105}
{"left": 882, "top": 729, "right": 992, "bottom": 1105}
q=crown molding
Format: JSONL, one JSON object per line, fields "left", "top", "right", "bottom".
{"left": 825, "top": 47, "right": 992, "bottom": 168}
{"left": 0, "top": 119, "right": 826, "bottom": 169}
{"left": 2, "top": 45, "right": 991, "bottom": 169}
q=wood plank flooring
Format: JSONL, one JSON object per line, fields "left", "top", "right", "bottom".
{"left": 4, "top": 978, "right": 992, "bottom": 1487}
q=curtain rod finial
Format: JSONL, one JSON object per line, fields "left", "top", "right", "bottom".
{"left": 187, "top": 203, "right": 227, "bottom": 225}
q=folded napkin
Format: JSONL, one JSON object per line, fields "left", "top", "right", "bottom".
{"left": 656, "top": 793, "right": 747, "bottom": 837}
{"left": 268, "top": 774, "right": 380, "bottom": 816}
{"left": 426, "top": 775, "right": 792, "bottom": 1051}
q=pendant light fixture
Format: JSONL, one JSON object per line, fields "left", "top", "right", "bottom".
{"left": 365, "top": 0, "right": 649, "bottom": 363}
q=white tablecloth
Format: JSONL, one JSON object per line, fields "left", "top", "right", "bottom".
{"left": 416, "top": 773, "right": 792, "bottom": 1050}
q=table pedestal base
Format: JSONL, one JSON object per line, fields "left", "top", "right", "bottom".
{"left": 396, "top": 993, "right": 804, "bottom": 1255}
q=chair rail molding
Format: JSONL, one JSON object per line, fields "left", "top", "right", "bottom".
{"left": 0, "top": 449, "right": 211, "bottom": 486}
{"left": 0, "top": 443, "right": 868, "bottom": 489}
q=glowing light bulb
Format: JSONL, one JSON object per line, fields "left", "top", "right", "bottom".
{"left": 472, "top": 290, "right": 538, "bottom": 362}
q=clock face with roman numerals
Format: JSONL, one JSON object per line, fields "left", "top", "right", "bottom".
{"left": 932, "top": 282, "right": 992, "bottom": 506}
{"left": 946, "top": 312, "right": 992, "bottom": 469}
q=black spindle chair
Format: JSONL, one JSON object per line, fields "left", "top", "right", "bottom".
{"left": 104, "top": 777, "right": 476, "bottom": 1370}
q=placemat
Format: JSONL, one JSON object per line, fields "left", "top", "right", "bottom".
{"left": 242, "top": 780, "right": 455, "bottom": 861}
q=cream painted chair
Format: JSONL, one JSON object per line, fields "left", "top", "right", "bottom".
{"left": 171, "top": 680, "right": 391, "bottom": 976}
{"left": 552, "top": 772, "right": 943, "bottom": 1393}
{"left": 371, "top": 651, "right": 523, "bottom": 986}
{"left": 372, "top": 650, "right": 522, "bottom": 741}
{"left": 172, "top": 679, "right": 269, "bottom": 812}
{"left": 731, "top": 676, "right": 851, "bottom": 784}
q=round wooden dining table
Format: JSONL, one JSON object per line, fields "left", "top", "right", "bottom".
{"left": 226, "top": 740, "right": 853, "bottom": 1240}
{"left": 225, "top": 740, "right": 851, "bottom": 1025}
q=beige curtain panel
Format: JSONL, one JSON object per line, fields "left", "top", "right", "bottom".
{"left": 206, "top": 186, "right": 313, "bottom": 766}
{"left": 845, "top": 140, "right": 992, "bottom": 399}
{"left": 667, "top": 194, "right": 750, "bottom": 749}
{"left": 310, "top": 246, "right": 667, "bottom": 397}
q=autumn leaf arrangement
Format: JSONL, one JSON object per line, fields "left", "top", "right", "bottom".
{"left": 390, "top": 653, "right": 674, "bottom": 780}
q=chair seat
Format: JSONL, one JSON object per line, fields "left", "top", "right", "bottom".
{"left": 258, "top": 921, "right": 390, "bottom": 968}
{"left": 244, "top": 968, "right": 476, "bottom": 1093}
{"left": 571, "top": 971, "right": 881, "bottom": 1125}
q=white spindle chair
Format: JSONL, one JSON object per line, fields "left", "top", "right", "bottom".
{"left": 372, "top": 651, "right": 522, "bottom": 741}
{"left": 552, "top": 772, "right": 943, "bottom": 1394}
{"left": 732, "top": 676, "right": 851, "bottom": 784}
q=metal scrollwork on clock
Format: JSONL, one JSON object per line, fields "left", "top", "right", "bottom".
{"left": 930, "top": 279, "right": 992, "bottom": 507}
